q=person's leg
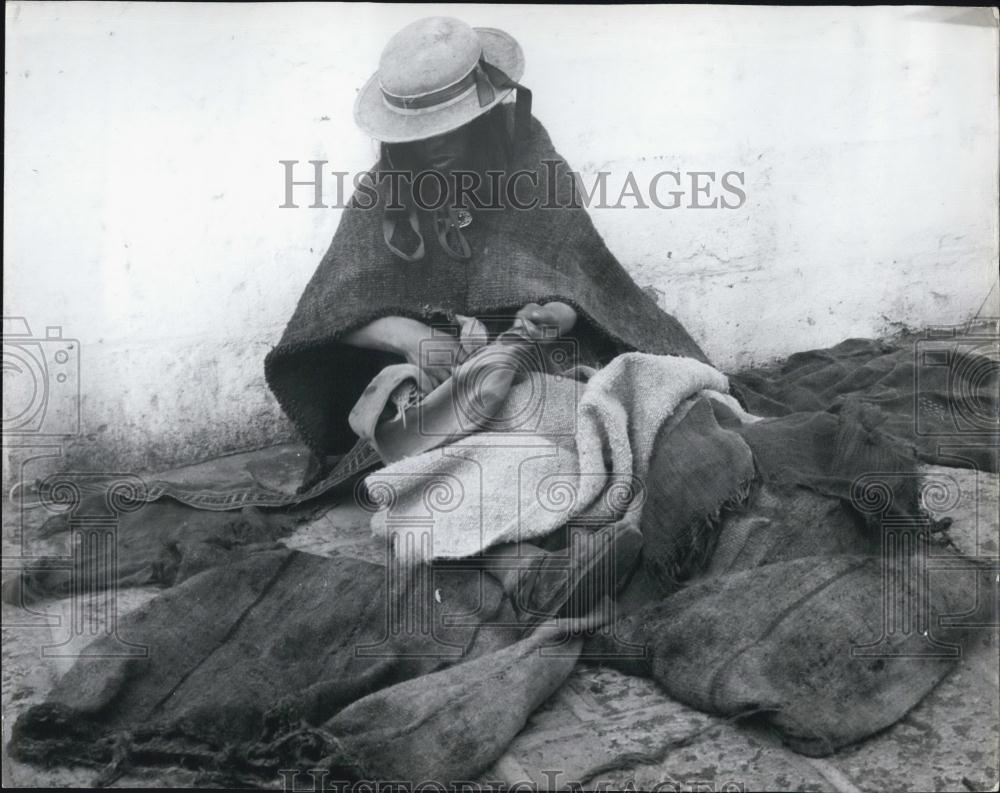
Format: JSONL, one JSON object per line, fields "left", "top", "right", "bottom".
{"left": 478, "top": 540, "right": 548, "bottom": 599}
{"left": 479, "top": 523, "right": 643, "bottom": 623}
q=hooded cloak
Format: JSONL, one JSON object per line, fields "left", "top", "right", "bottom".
{"left": 265, "top": 106, "right": 708, "bottom": 456}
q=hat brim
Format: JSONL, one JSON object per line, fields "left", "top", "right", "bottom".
{"left": 353, "top": 27, "right": 524, "bottom": 144}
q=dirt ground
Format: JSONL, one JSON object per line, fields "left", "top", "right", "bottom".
{"left": 2, "top": 444, "right": 997, "bottom": 790}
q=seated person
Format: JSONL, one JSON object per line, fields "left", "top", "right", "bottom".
{"left": 263, "top": 18, "right": 713, "bottom": 621}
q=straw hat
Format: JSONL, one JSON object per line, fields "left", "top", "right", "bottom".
{"left": 354, "top": 16, "right": 527, "bottom": 143}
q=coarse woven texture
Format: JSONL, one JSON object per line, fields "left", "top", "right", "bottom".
{"left": 7, "top": 334, "right": 996, "bottom": 785}
{"left": 637, "top": 396, "right": 756, "bottom": 594}
{"left": 6, "top": 549, "right": 535, "bottom": 785}
{"left": 590, "top": 393, "right": 998, "bottom": 757}
{"left": 322, "top": 620, "right": 586, "bottom": 783}
{"left": 264, "top": 104, "right": 709, "bottom": 458}
{"left": 365, "top": 353, "right": 736, "bottom": 562}
{"left": 590, "top": 549, "right": 997, "bottom": 758}
{"left": 10, "top": 330, "right": 984, "bottom": 605}
{"left": 635, "top": 392, "right": 924, "bottom": 598}
{"left": 8, "top": 367, "right": 996, "bottom": 784}
{"left": 729, "top": 327, "right": 999, "bottom": 473}
{"left": 1, "top": 498, "right": 316, "bottom": 607}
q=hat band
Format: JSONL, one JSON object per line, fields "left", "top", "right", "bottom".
{"left": 382, "top": 82, "right": 477, "bottom": 116}
{"left": 381, "top": 54, "right": 503, "bottom": 114}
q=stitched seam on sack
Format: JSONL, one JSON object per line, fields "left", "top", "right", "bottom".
{"left": 351, "top": 641, "right": 551, "bottom": 741}
{"left": 706, "top": 557, "right": 871, "bottom": 713}
{"left": 147, "top": 552, "right": 298, "bottom": 717}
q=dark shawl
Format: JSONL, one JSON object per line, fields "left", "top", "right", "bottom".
{"left": 265, "top": 106, "right": 708, "bottom": 456}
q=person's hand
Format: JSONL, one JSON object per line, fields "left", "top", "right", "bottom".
{"left": 341, "top": 316, "right": 456, "bottom": 389}
{"left": 513, "top": 301, "right": 577, "bottom": 339}
{"left": 344, "top": 315, "right": 481, "bottom": 392}
{"left": 397, "top": 331, "right": 462, "bottom": 390}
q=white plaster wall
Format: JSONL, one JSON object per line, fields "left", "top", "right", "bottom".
{"left": 4, "top": 3, "right": 998, "bottom": 475}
